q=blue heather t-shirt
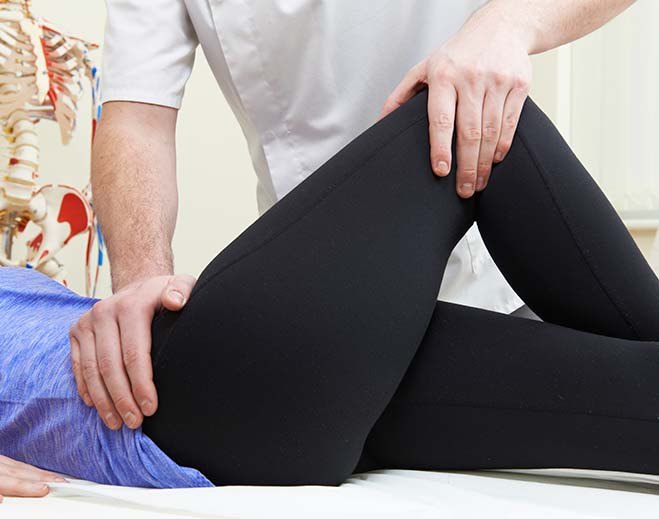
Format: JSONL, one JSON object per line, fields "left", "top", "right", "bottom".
{"left": 0, "top": 267, "right": 212, "bottom": 488}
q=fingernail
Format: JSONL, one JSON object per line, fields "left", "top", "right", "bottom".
{"left": 168, "top": 290, "right": 185, "bottom": 306}
{"left": 52, "top": 476, "right": 67, "bottom": 482}
{"left": 140, "top": 399, "right": 152, "bottom": 413}
{"left": 494, "top": 152, "right": 503, "bottom": 162}
{"left": 476, "top": 177, "right": 486, "bottom": 191}
{"left": 82, "top": 393, "right": 92, "bottom": 406}
{"left": 436, "top": 161, "right": 450, "bottom": 176}
{"left": 32, "top": 483, "right": 49, "bottom": 492}
{"left": 105, "top": 412, "right": 120, "bottom": 428}
{"left": 460, "top": 183, "right": 474, "bottom": 195}
{"left": 124, "top": 411, "right": 137, "bottom": 427}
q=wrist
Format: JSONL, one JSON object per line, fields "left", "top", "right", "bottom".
{"left": 110, "top": 259, "right": 174, "bottom": 292}
{"left": 469, "top": 0, "right": 540, "bottom": 55}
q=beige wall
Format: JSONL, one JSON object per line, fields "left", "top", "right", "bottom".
{"left": 527, "top": 1, "right": 659, "bottom": 273}
{"left": 27, "top": 1, "right": 655, "bottom": 297}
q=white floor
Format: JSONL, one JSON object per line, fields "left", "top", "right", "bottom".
{"left": 3, "top": 469, "right": 659, "bottom": 519}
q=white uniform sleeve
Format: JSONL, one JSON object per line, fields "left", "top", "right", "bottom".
{"left": 102, "top": 0, "right": 198, "bottom": 109}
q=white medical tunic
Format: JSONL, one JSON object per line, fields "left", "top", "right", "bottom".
{"left": 102, "top": 0, "right": 524, "bottom": 313}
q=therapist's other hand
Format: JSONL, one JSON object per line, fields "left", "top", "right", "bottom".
{"left": 69, "top": 274, "right": 197, "bottom": 430}
{"left": 0, "top": 455, "right": 66, "bottom": 501}
{"left": 379, "top": 6, "right": 532, "bottom": 198}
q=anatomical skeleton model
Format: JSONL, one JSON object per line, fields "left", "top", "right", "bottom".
{"left": 0, "top": 0, "right": 102, "bottom": 295}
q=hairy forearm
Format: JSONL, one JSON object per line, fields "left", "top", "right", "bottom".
{"left": 472, "top": 0, "right": 636, "bottom": 55}
{"left": 92, "top": 102, "right": 179, "bottom": 291}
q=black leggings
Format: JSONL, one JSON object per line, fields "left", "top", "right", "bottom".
{"left": 144, "top": 89, "right": 659, "bottom": 486}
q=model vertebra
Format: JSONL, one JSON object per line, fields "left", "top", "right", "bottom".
{"left": 0, "top": 0, "right": 102, "bottom": 294}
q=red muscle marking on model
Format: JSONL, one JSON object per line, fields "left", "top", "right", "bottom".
{"left": 30, "top": 233, "right": 43, "bottom": 251}
{"left": 57, "top": 193, "right": 88, "bottom": 244}
{"left": 48, "top": 88, "right": 58, "bottom": 106}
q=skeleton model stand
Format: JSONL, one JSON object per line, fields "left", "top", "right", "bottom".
{"left": 0, "top": 0, "right": 102, "bottom": 295}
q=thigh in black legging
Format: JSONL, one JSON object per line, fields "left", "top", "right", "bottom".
{"left": 361, "top": 96, "right": 659, "bottom": 475}
{"left": 476, "top": 96, "right": 659, "bottom": 340}
{"left": 144, "top": 89, "right": 659, "bottom": 484}
{"left": 143, "top": 90, "right": 473, "bottom": 485}
{"left": 363, "top": 301, "right": 659, "bottom": 476}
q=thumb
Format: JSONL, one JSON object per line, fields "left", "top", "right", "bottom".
{"left": 161, "top": 274, "right": 197, "bottom": 311}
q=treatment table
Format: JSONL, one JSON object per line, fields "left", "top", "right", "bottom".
{"left": 3, "top": 468, "right": 659, "bottom": 518}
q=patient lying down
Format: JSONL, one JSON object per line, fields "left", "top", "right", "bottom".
{"left": 0, "top": 267, "right": 212, "bottom": 491}
{"left": 3, "top": 91, "right": 659, "bottom": 498}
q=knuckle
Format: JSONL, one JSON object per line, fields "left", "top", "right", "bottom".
{"left": 70, "top": 314, "right": 89, "bottom": 335}
{"left": 430, "top": 65, "right": 451, "bottom": 83}
{"left": 482, "top": 123, "right": 499, "bottom": 139}
{"left": 97, "top": 355, "right": 115, "bottom": 378}
{"left": 122, "top": 347, "right": 140, "bottom": 370}
{"left": 132, "top": 382, "right": 151, "bottom": 401}
{"left": 512, "top": 75, "right": 530, "bottom": 90}
{"left": 81, "top": 358, "right": 99, "bottom": 379}
{"left": 431, "top": 146, "right": 452, "bottom": 161}
{"left": 429, "top": 112, "right": 453, "bottom": 131}
{"left": 115, "top": 295, "right": 138, "bottom": 316}
{"left": 171, "top": 275, "right": 195, "bottom": 293}
{"left": 72, "top": 317, "right": 91, "bottom": 335}
{"left": 112, "top": 394, "right": 132, "bottom": 411}
{"left": 498, "top": 139, "right": 512, "bottom": 154}
{"left": 491, "top": 71, "right": 508, "bottom": 86}
{"left": 459, "top": 126, "right": 482, "bottom": 142}
{"left": 430, "top": 70, "right": 445, "bottom": 84}
{"left": 179, "top": 274, "right": 197, "bottom": 286}
{"left": 90, "top": 300, "right": 111, "bottom": 320}
{"left": 78, "top": 388, "right": 88, "bottom": 402}
{"left": 463, "top": 66, "right": 484, "bottom": 84}
{"left": 458, "top": 166, "right": 478, "bottom": 179}
{"left": 503, "top": 112, "right": 518, "bottom": 130}
{"left": 95, "top": 399, "right": 112, "bottom": 415}
{"left": 478, "top": 162, "right": 492, "bottom": 175}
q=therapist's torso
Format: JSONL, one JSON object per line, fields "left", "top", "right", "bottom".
{"left": 102, "top": 0, "right": 523, "bottom": 313}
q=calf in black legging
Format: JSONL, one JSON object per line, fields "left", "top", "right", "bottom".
{"left": 144, "top": 89, "right": 659, "bottom": 485}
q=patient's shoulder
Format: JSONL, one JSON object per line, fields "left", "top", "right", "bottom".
{"left": 0, "top": 266, "right": 95, "bottom": 312}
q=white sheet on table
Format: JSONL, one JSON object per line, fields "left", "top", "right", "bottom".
{"left": 4, "top": 469, "right": 659, "bottom": 519}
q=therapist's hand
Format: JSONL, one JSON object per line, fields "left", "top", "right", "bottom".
{"left": 0, "top": 455, "right": 65, "bottom": 501}
{"left": 69, "top": 274, "right": 197, "bottom": 430}
{"left": 379, "top": 5, "right": 532, "bottom": 198}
